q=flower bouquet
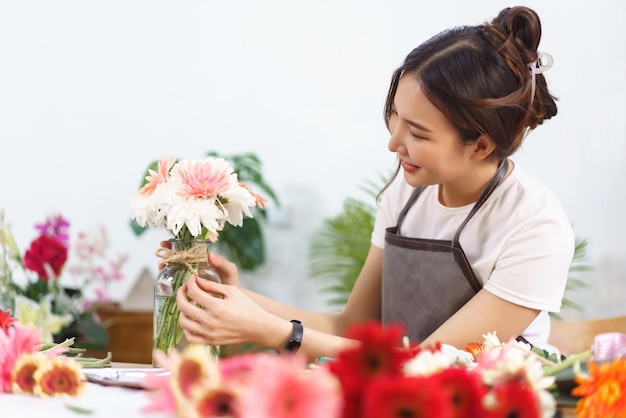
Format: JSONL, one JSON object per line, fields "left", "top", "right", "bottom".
{"left": 0, "top": 212, "right": 128, "bottom": 349}
{"left": 130, "top": 155, "right": 265, "bottom": 360}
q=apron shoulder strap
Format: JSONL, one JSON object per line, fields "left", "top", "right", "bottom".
{"left": 396, "top": 186, "right": 426, "bottom": 230}
{"left": 452, "top": 159, "right": 509, "bottom": 246}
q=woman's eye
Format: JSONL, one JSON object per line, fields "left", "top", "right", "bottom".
{"left": 410, "top": 131, "right": 427, "bottom": 140}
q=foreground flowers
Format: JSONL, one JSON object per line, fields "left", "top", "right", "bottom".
{"left": 144, "top": 345, "right": 341, "bottom": 418}
{"left": 0, "top": 309, "right": 86, "bottom": 397}
{"left": 144, "top": 322, "right": 567, "bottom": 418}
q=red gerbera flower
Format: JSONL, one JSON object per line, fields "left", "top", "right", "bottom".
{"left": 434, "top": 367, "right": 488, "bottom": 418}
{"left": 329, "top": 321, "right": 413, "bottom": 388}
{"left": 329, "top": 321, "right": 416, "bottom": 418}
{"left": 0, "top": 310, "right": 17, "bottom": 333}
{"left": 362, "top": 374, "right": 451, "bottom": 418}
{"left": 483, "top": 380, "right": 541, "bottom": 418}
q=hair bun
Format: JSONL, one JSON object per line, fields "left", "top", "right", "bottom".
{"left": 483, "top": 6, "right": 557, "bottom": 134}
{"left": 491, "top": 6, "right": 542, "bottom": 53}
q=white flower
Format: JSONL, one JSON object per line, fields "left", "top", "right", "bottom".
{"left": 403, "top": 344, "right": 473, "bottom": 376}
{"left": 131, "top": 156, "right": 258, "bottom": 240}
{"left": 477, "top": 340, "right": 555, "bottom": 391}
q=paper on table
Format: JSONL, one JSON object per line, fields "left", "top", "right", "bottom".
{"left": 84, "top": 368, "right": 170, "bottom": 389}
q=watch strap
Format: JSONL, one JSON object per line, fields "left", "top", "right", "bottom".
{"left": 284, "top": 319, "right": 303, "bottom": 352}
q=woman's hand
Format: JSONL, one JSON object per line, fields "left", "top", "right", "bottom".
{"left": 207, "top": 252, "right": 241, "bottom": 288}
{"left": 176, "top": 274, "right": 282, "bottom": 347}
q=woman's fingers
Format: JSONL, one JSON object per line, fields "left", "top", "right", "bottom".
{"left": 207, "top": 252, "right": 240, "bottom": 286}
{"left": 188, "top": 274, "right": 227, "bottom": 300}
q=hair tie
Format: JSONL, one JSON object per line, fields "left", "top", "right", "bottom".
{"left": 528, "top": 52, "right": 553, "bottom": 104}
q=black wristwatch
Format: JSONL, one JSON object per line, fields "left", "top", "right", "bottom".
{"left": 284, "top": 320, "right": 303, "bottom": 352}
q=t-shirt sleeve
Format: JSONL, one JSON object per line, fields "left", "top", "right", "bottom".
{"left": 371, "top": 175, "right": 408, "bottom": 249}
{"left": 482, "top": 209, "right": 575, "bottom": 312}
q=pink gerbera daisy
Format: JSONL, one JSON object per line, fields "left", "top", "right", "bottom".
{"left": 174, "top": 158, "right": 233, "bottom": 199}
{"left": 0, "top": 323, "right": 42, "bottom": 392}
{"left": 238, "top": 354, "right": 341, "bottom": 418}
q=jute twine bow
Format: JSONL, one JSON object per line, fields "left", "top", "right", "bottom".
{"left": 155, "top": 243, "right": 209, "bottom": 276}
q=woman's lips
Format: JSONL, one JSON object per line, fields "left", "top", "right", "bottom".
{"left": 401, "top": 160, "right": 419, "bottom": 173}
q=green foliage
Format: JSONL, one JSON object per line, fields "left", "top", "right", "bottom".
{"left": 308, "top": 197, "right": 376, "bottom": 308}
{"left": 130, "top": 151, "right": 279, "bottom": 271}
{"left": 551, "top": 237, "right": 593, "bottom": 320}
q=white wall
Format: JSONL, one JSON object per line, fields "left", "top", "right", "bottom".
{"left": 1, "top": 0, "right": 624, "bottom": 320}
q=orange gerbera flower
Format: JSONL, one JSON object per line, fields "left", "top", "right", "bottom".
{"left": 33, "top": 357, "right": 85, "bottom": 397}
{"left": 12, "top": 353, "right": 45, "bottom": 394}
{"left": 463, "top": 342, "right": 484, "bottom": 360}
{"left": 572, "top": 358, "right": 626, "bottom": 418}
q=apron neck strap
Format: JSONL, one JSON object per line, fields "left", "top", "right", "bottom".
{"left": 396, "top": 159, "right": 509, "bottom": 236}
{"left": 452, "top": 158, "right": 509, "bottom": 246}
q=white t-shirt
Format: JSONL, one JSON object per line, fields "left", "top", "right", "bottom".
{"left": 372, "top": 163, "right": 575, "bottom": 349}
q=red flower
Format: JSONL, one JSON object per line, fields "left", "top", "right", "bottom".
{"left": 328, "top": 321, "right": 416, "bottom": 418}
{"left": 330, "top": 321, "right": 413, "bottom": 386}
{"left": 0, "top": 310, "right": 17, "bottom": 333}
{"left": 23, "top": 235, "right": 67, "bottom": 281}
{"left": 483, "top": 380, "right": 541, "bottom": 418}
{"left": 434, "top": 367, "right": 488, "bottom": 418}
{"left": 362, "top": 375, "right": 452, "bottom": 418}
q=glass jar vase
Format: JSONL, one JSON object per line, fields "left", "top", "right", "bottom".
{"left": 153, "top": 239, "right": 221, "bottom": 365}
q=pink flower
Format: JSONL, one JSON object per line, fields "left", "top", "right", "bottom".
{"left": 141, "top": 349, "right": 179, "bottom": 414}
{"left": 139, "top": 155, "right": 177, "bottom": 196}
{"left": 35, "top": 214, "right": 70, "bottom": 247}
{"left": 238, "top": 354, "right": 341, "bottom": 418}
{"left": 0, "top": 322, "right": 42, "bottom": 392}
{"left": 174, "top": 158, "right": 233, "bottom": 199}
{"left": 219, "top": 353, "right": 275, "bottom": 387}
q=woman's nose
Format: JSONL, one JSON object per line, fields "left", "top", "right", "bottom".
{"left": 387, "top": 126, "right": 402, "bottom": 152}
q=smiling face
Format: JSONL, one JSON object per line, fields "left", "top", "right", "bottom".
{"left": 387, "top": 75, "right": 497, "bottom": 206}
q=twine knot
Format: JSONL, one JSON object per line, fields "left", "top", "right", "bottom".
{"left": 155, "top": 243, "right": 209, "bottom": 275}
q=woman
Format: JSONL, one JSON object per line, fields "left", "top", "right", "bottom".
{"left": 175, "top": 6, "right": 574, "bottom": 360}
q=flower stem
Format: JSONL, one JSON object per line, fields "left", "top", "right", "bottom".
{"left": 542, "top": 349, "right": 593, "bottom": 376}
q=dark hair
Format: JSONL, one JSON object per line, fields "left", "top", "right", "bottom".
{"left": 380, "top": 6, "right": 557, "bottom": 194}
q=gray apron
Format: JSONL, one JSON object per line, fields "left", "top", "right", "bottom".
{"left": 382, "top": 159, "right": 509, "bottom": 342}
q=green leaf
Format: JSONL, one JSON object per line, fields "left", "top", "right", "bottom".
{"left": 214, "top": 217, "right": 265, "bottom": 271}
{"left": 130, "top": 218, "right": 147, "bottom": 237}
{"left": 308, "top": 197, "right": 376, "bottom": 308}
